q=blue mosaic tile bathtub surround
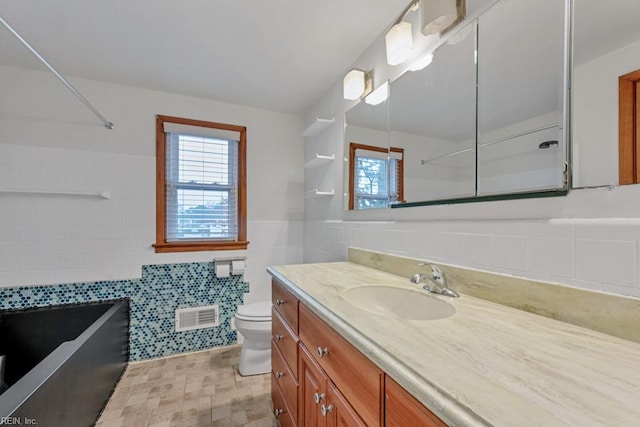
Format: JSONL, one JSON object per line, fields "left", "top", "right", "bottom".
{"left": 0, "top": 263, "right": 249, "bottom": 361}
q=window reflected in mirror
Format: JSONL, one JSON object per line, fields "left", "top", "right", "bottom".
{"left": 348, "top": 143, "right": 404, "bottom": 210}
{"left": 344, "top": 89, "right": 391, "bottom": 210}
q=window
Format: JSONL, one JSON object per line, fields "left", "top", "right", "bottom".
{"left": 154, "top": 115, "right": 248, "bottom": 252}
{"left": 619, "top": 68, "right": 640, "bottom": 184}
{"left": 348, "top": 143, "right": 404, "bottom": 210}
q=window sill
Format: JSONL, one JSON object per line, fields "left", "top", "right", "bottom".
{"left": 153, "top": 241, "right": 249, "bottom": 253}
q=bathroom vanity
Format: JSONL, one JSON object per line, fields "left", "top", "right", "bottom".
{"left": 267, "top": 256, "right": 640, "bottom": 426}
{"left": 271, "top": 277, "right": 445, "bottom": 427}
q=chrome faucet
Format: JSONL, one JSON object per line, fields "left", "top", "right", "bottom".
{"left": 410, "top": 263, "right": 459, "bottom": 298}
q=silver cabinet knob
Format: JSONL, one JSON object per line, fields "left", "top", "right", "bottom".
{"left": 313, "top": 392, "right": 325, "bottom": 404}
{"left": 275, "top": 299, "right": 284, "bottom": 306}
{"left": 274, "top": 334, "right": 283, "bottom": 342}
{"left": 316, "top": 347, "right": 329, "bottom": 358}
{"left": 321, "top": 404, "right": 333, "bottom": 417}
{"left": 274, "top": 408, "right": 283, "bottom": 417}
{"left": 275, "top": 371, "right": 283, "bottom": 379}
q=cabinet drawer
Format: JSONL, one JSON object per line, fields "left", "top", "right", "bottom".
{"left": 272, "top": 279, "right": 299, "bottom": 333}
{"left": 272, "top": 342, "right": 298, "bottom": 422}
{"left": 299, "top": 304, "right": 382, "bottom": 427}
{"left": 272, "top": 374, "right": 296, "bottom": 427}
{"left": 385, "top": 376, "right": 448, "bottom": 427}
{"left": 272, "top": 308, "right": 298, "bottom": 378}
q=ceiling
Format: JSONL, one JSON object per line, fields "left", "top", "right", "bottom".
{"left": 0, "top": 0, "right": 408, "bottom": 114}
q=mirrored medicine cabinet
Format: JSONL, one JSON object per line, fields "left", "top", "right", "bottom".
{"left": 345, "top": 0, "right": 569, "bottom": 210}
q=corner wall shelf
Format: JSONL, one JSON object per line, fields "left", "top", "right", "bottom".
{"left": 304, "top": 153, "right": 335, "bottom": 169}
{"left": 304, "top": 189, "right": 335, "bottom": 198}
{"left": 301, "top": 117, "right": 335, "bottom": 137}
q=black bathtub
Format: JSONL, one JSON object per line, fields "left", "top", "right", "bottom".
{"left": 0, "top": 300, "right": 129, "bottom": 426}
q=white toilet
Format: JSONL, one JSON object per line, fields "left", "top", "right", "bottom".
{"left": 235, "top": 301, "right": 272, "bottom": 376}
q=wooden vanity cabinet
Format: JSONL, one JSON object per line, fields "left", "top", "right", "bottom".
{"left": 299, "top": 344, "right": 366, "bottom": 427}
{"left": 385, "top": 376, "right": 447, "bottom": 427}
{"left": 271, "top": 277, "right": 448, "bottom": 427}
{"left": 326, "top": 382, "right": 366, "bottom": 427}
{"left": 299, "top": 304, "right": 382, "bottom": 426}
{"left": 272, "top": 279, "right": 300, "bottom": 426}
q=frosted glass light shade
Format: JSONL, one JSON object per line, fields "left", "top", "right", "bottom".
{"left": 343, "top": 69, "right": 366, "bottom": 100}
{"left": 410, "top": 53, "right": 434, "bottom": 71}
{"left": 385, "top": 22, "right": 413, "bottom": 66}
{"left": 365, "top": 81, "right": 389, "bottom": 105}
{"left": 421, "top": 0, "right": 458, "bottom": 36}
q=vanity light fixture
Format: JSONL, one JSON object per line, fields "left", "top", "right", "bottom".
{"left": 365, "top": 81, "right": 389, "bottom": 105}
{"left": 409, "top": 52, "right": 434, "bottom": 71}
{"left": 421, "top": 0, "right": 465, "bottom": 36}
{"left": 386, "top": 22, "right": 414, "bottom": 66}
{"left": 343, "top": 69, "right": 373, "bottom": 100}
{"left": 385, "top": 0, "right": 420, "bottom": 66}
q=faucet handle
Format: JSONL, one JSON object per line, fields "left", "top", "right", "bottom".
{"left": 431, "top": 265, "right": 443, "bottom": 281}
{"left": 418, "top": 262, "right": 442, "bottom": 281}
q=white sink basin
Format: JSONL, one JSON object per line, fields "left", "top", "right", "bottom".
{"left": 342, "top": 285, "right": 455, "bottom": 321}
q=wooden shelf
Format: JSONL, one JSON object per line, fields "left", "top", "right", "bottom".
{"left": 301, "top": 117, "right": 335, "bottom": 137}
{"left": 304, "top": 153, "right": 335, "bottom": 168}
{"left": 304, "top": 189, "right": 335, "bottom": 198}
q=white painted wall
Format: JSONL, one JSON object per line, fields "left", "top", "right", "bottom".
{"left": 302, "top": 3, "right": 640, "bottom": 300}
{"left": 0, "top": 65, "right": 304, "bottom": 304}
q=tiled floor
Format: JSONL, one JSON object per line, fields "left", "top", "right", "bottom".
{"left": 96, "top": 345, "right": 276, "bottom": 427}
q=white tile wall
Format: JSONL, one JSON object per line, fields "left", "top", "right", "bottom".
{"left": 303, "top": 219, "right": 640, "bottom": 299}
{"left": 0, "top": 66, "right": 305, "bottom": 304}
{"left": 0, "top": 143, "right": 303, "bottom": 303}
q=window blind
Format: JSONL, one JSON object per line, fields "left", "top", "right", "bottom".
{"left": 353, "top": 147, "right": 402, "bottom": 209}
{"left": 354, "top": 149, "right": 389, "bottom": 210}
{"left": 165, "top": 130, "right": 239, "bottom": 242}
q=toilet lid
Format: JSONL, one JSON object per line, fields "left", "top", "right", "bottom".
{"left": 235, "top": 301, "right": 272, "bottom": 321}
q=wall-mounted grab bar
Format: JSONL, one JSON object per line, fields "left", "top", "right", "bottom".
{"left": 0, "top": 14, "right": 114, "bottom": 130}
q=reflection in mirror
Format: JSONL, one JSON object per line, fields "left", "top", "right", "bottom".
{"left": 389, "top": 22, "right": 477, "bottom": 204}
{"left": 344, "top": 92, "right": 392, "bottom": 210}
{"left": 572, "top": 0, "right": 640, "bottom": 188}
{"left": 477, "top": 0, "right": 567, "bottom": 196}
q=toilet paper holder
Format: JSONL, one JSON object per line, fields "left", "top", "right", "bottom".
{"left": 213, "top": 256, "right": 247, "bottom": 277}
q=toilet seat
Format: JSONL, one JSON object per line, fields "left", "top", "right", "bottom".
{"left": 235, "top": 301, "right": 271, "bottom": 322}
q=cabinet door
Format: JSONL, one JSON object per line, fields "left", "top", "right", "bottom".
{"left": 299, "top": 304, "right": 382, "bottom": 426}
{"left": 385, "top": 376, "right": 448, "bottom": 427}
{"left": 326, "top": 382, "right": 366, "bottom": 427}
{"left": 299, "top": 345, "right": 327, "bottom": 427}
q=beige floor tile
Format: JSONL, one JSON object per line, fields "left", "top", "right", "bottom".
{"left": 97, "top": 345, "right": 274, "bottom": 427}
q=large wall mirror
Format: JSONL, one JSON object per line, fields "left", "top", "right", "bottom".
{"left": 344, "top": 0, "right": 570, "bottom": 210}
{"left": 572, "top": 0, "right": 640, "bottom": 188}
{"left": 389, "top": 23, "right": 476, "bottom": 204}
{"left": 344, "top": 92, "right": 391, "bottom": 210}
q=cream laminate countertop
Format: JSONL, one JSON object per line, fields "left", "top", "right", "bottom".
{"left": 268, "top": 262, "right": 640, "bottom": 427}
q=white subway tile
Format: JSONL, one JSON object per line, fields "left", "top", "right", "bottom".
{"left": 0, "top": 273, "right": 14, "bottom": 287}
{"left": 529, "top": 237, "right": 574, "bottom": 277}
{"left": 462, "top": 234, "right": 493, "bottom": 266}
{"left": 574, "top": 219, "right": 640, "bottom": 241}
{"left": 13, "top": 271, "right": 35, "bottom": 286}
{"left": 575, "top": 239, "right": 636, "bottom": 287}
{"left": 493, "top": 235, "right": 528, "bottom": 271}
